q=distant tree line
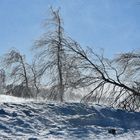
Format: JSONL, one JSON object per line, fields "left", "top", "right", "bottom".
{"left": 0, "top": 8, "right": 139, "bottom": 111}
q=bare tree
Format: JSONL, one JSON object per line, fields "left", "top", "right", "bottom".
{"left": 64, "top": 40, "right": 140, "bottom": 111}
{"left": 28, "top": 59, "right": 41, "bottom": 98}
{"left": 33, "top": 7, "right": 140, "bottom": 109}
{"left": 3, "top": 49, "right": 32, "bottom": 98}
{"left": 34, "top": 8, "right": 81, "bottom": 101}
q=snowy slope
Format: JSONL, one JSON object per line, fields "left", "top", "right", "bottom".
{"left": 0, "top": 95, "right": 140, "bottom": 140}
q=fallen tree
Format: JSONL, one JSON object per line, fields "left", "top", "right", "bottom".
{"left": 64, "top": 40, "right": 140, "bottom": 111}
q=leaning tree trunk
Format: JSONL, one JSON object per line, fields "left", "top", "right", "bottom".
{"left": 20, "top": 56, "right": 31, "bottom": 98}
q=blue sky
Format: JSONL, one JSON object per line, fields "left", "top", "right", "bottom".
{"left": 0, "top": 0, "right": 140, "bottom": 60}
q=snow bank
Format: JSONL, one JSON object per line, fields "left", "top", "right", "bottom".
{"left": 0, "top": 99, "right": 139, "bottom": 139}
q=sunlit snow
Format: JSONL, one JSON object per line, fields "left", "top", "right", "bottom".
{"left": 0, "top": 95, "right": 139, "bottom": 140}
{"left": 0, "top": 95, "right": 34, "bottom": 103}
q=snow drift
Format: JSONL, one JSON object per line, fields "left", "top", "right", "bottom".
{"left": 0, "top": 95, "right": 140, "bottom": 139}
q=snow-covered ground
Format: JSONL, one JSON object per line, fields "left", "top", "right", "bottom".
{"left": 0, "top": 95, "right": 34, "bottom": 103}
{"left": 0, "top": 95, "right": 140, "bottom": 140}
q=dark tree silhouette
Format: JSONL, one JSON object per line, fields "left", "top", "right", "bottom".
{"left": 65, "top": 40, "right": 140, "bottom": 111}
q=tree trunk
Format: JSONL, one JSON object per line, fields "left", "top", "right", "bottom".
{"left": 57, "top": 12, "right": 64, "bottom": 102}
{"left": 20, "top": 56, "right": 31, "bottom": 97}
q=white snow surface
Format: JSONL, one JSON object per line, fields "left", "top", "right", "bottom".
{"left": 0, "top": 95, "right": 139, "bottom": 140}
{"left": 0, "top": 95, "right": 34, "bottom": 103}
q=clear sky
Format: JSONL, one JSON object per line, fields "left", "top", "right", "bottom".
{"left": 0, "top": 0, "right": 140, "bottom": 60}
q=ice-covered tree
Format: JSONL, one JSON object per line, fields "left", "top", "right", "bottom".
{"left": 34, "top": 8, "right": 81, "bottom": 101}
{"left": 3, "top": 49, "right": 32, "bottom": 97}
{"left": 65, "top": 41, "right": 140, "bottom": 111}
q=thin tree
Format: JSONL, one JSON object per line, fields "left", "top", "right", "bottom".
{"left": 29, "top": 59, "right": 41, "bottom": 98}
{"left": 34, "top": 8, "right": 67, "bottom": 101}
{"left": 3, "top": 49, "right": 31, "bottom": 97}
{"left": 34, "top": 8, "right": 82, "bottom": 101}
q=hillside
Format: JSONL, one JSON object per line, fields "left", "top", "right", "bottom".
{"left": 0, "top": 95, "right": 140, "bottom": 140}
